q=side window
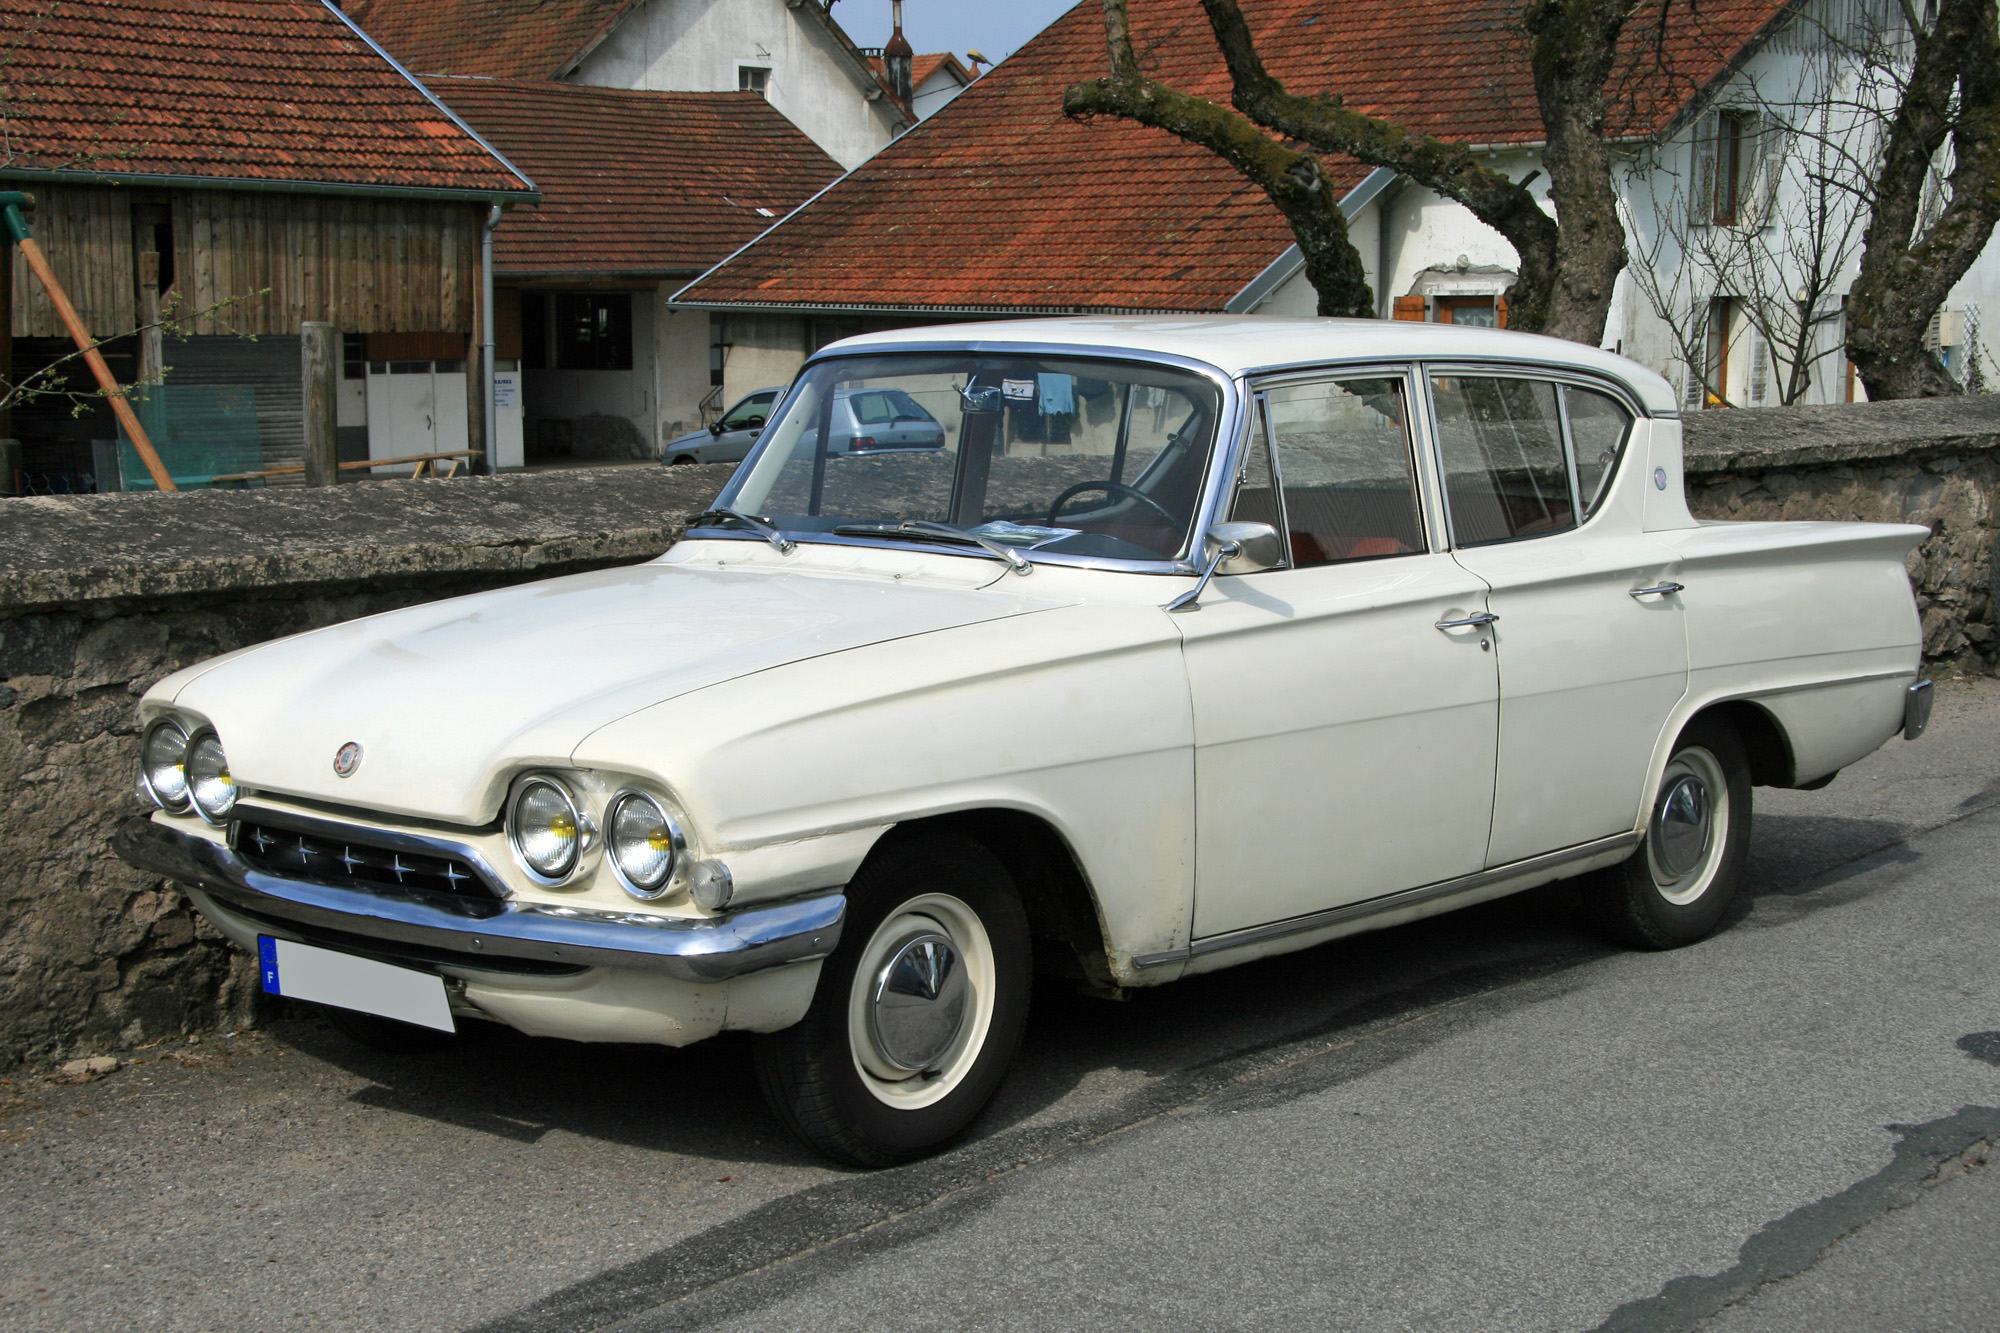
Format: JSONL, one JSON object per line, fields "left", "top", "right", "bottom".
{"left": 1430, "top": 375, "right": 1574, "bottom": 545}
{"left": 1233, "top": 377, "right": 1424, "bottom": 567}
{"left": 1564, "top": 386, "right": 1632, "bottom": 516}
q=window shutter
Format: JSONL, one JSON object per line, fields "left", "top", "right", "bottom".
{"left": 1496, "top": 293, "right": 1509, "bottom": 328}
{"left": 1749, "top": 330, "right": 1769, "bottom": 404}
{"left": 1690, "top": 113, "right": 1719, "bottom": 227}
{"left": 1393, "top": 295, "right": 1426, "bottom": 321}
{"left": 1683, "top": 344, "right": 1707, "bottom": 408}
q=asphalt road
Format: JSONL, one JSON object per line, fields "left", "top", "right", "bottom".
{"left": 5, "top": 679, "right": 2000, "bottom": 1333}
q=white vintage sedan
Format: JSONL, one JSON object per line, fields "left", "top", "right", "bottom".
{"left": 115, "top": 317, "right": 1933, "bottom": 1166}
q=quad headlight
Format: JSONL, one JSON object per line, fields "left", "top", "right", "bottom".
{"left": 140, "top": 720, "right": 192, "bottom": 812}
{"left": 185, "top": 732, "right": 238, "bottom": 823}
{"left": 607, "top": 792, "right": 682, "bottom": 899}
{"left": 508, "top": 776, "right": 586, "bottom": 882}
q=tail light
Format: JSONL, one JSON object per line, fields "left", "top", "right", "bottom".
{"left": 851, "top": 436, "right": 878, "bottom": 451}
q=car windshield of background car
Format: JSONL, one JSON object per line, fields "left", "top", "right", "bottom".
{"left": 717, "top": 354, "right": 1221, "bottom": 562}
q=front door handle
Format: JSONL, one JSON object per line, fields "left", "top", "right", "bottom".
{"left": 1435, "top": 612, "right": 1499, "bottom": 630}
{"left": 1629, "top": 582, "right": 1685, "bottom": 599}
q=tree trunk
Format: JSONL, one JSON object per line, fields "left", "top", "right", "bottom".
{"left": 1847, "top": 0, "right": 2000, "bottom": 398}
{"left": 1524, "top": 0, "right": 1631, "bottom": 342}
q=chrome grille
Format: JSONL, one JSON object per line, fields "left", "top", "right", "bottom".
{"left": 234, "top": 821, "right": 498, "bottom": 899}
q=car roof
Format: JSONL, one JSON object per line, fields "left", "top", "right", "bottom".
{"left": 816, "top": 315, "right": 1678, "bottom": 415}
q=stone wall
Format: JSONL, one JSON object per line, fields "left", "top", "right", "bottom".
{"left": 2, "top": 394, "right": 1998, "bottom": 1068}
{"left": 0, "top": 466, "right": 733, "bottom": 1068}
{"left": 1681, "top": 397, "right": 2000, "bottom": 673}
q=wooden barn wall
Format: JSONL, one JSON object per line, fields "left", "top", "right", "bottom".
{"left": 11, "top": 186, "right": 480, "bottom": 339}
{"left": 8, "top": 187, "right": 136, "bottom": 339}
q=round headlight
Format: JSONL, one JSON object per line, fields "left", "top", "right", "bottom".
{"left": 608, "top": 792, "right": 681, "bottom": 899}
{"left": 509, "top": 777, "right": 582, "bottom": 881}
{"left": 140, "top": 721, "right": 191, "bottom": 812}
{"left": 185, "top": 733, "right": 238, "bottom": 822}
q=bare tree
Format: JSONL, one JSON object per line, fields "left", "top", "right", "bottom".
{"left": 1846, "top": 0, "right": 2000, "bottom": 397}
{"left": 1063, "top": 0, "right": 1634, "bottom": 341}
{"left": 1623, "top": 41, "right": 1880, "bottom": 406}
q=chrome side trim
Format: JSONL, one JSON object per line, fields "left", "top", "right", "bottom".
{"left": 113, "top": 818, "right": 843, "bottom": 982}
{"left": 1132, "top": 831, "right": 1642, "bottom": 968}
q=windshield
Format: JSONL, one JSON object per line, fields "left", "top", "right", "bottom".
{"left": 713, "top": 353, "right": 1223, "bottom": 563}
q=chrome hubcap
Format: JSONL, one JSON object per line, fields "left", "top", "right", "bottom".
{"left": 867, "top": 931, "right": 969, "bottom": 1073}
{"left": 1653, "top": 773, "right": 1711, "bottom": 878}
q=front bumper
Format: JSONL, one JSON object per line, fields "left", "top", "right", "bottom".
{"left": 111, "top": 816, "right": 844, "bottom": 983}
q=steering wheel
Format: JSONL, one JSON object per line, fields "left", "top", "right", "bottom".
{"left": 1047, "top": 481, "right": 1187, "bottom": 540}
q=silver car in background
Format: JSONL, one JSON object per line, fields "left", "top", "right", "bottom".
{"left": 663, "top": 387, "right": 785, "bottom": 466}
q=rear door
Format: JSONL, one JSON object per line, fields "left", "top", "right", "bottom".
{"left": 1426, "top": 370, "right": 1688, "bottom": 866}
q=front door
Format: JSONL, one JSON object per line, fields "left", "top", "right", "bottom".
{"left": 1426, "top": 372, "right": 1689, "bottom": 866}
{"left": 1179, "top": 372, "right": 1501, "bottom": 940}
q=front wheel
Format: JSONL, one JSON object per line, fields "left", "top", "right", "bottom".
{"left": 754, "top": 832, "right": 1031, "bottom": 1167}
{"left": 1583, "top": 715, "right": 1752, "bottom": 949}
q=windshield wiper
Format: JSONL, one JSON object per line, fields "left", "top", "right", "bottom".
{"left": 688, "top": 507, "right": 794, "bottom": 555}
{"left": 831, "top": 520, "right": 1031, "bottom": 575}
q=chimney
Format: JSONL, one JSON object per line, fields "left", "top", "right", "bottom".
{"left": 884, "top": 0, "right": 914, "bottom": 109}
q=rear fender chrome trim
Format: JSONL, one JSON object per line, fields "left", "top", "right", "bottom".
{"left": 112, "top": 817, "right": 843, "bottom": 982}
{"left": 1132, "top": 831, "right": 1642, "bottom": 969}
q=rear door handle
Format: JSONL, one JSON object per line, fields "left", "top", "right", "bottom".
{"left": 1629, "top": 582, "right": 1685, "bottom": 599}
{"left": 1435, "top": 612, "right": 1499, "bottom": 630}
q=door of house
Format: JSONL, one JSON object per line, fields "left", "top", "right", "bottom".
{"left": 364, "top": 360, "right": 468, "bottom": 473}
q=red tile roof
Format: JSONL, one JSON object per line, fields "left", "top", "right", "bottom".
{"left": 341, "top": 0, "right": 639, "bottom": 80}
{"left": 0, "top": 0, "right": 532, "bottom": 195}
{"left": 430, "top": 78, "right": 842, "bottom": 274}
{"left": 677, "top": 0, "right": 1785, "bottom": 313}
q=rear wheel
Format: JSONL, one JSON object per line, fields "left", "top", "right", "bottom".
{"left": 754, "top": 832, "right": 1031, "bottom": 1167}
{"left": 1583, "top": 715, "right": 1752, "bottom": 949}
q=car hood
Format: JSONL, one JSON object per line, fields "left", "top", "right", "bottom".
{"left": 665, "top": 426, "right": 712, "bottom": 450}
{"left": 166, "top": 559, "right": 1067, "bottom": 824}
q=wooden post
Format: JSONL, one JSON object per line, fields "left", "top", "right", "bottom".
{"left": 301, "top": 321, "right": 338, "bottom": 487}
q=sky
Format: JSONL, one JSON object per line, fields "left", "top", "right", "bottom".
{"left": 838, "top": 0, "right": 1082, "bottom": 68}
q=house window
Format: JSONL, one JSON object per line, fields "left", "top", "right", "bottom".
{"left": 739, "top": 66, "right": 770, "bottom": 96}
{"left": 1714, "top": 112, "right": 1747, "bottom": 225}
{"left": 343, "top": 332, "right": 366, "bottom": 381}
{"left": 1702, "top": 297, "right": 1734, "bottom": 407}
{"left": 554, "top": 293, "right": 632, "bottom": 371}
{"left": 1435, "top": 296, "right": 1500, "bottom": 327}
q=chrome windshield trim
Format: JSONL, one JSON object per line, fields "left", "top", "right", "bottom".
{"left": 114, "top": 817, "right": 843, "bottom": 982}
{"left": 706, "top": 342, "right": 1245, "bottom": 574}
{"left": 675, "top": 529, "right": 1202, "bottom": 575}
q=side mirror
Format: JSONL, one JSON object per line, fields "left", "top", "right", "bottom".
{"left": 709, "top": 421, "right": 726, "bottom": 436}
{"left": 1208, "top": 521, "right": 1282, "bottom": 575}
{"left": 1166, "top": 521, "right": 1281, "bottom": 613}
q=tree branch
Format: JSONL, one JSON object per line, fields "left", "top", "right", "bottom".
{"left": 1063, "top": 0, "right": 1374, "bottom": 318}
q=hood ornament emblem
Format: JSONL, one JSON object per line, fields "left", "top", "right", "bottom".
{"left": 332, "top": 742, "right": 363, "bottom": 778}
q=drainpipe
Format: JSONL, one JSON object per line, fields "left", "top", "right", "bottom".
{"left": 481, "top": 204, "right": 501, "bottom": 474}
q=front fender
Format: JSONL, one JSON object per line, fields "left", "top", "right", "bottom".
{"left": 572, "top": 602, "right": 1197, "bottom": 972}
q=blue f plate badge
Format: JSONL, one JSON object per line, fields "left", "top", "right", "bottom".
{"left": 258, "top": 936, "right": 454, "bottom": 1032}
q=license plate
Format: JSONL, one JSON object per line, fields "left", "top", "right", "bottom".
{"left": 258, "top": 936, "right": 455, "bottom": 1033}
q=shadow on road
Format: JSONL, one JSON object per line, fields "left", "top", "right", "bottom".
{"left": 278, "top": 804, "right": 1916, "bottom": 1181}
